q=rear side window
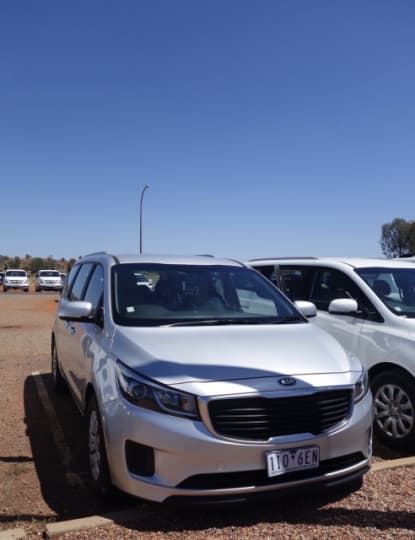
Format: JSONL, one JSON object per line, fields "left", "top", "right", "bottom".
{"left": 84, "top": 265, "right": 104, "bottom": 313}
{"left": 278, "top": 267, "right": 314, "bottom": 301}
{"left": 251, "top": 265, "right": 278, "bottom": 286}
{"left": 69, "top": 263, "right": 94, "bottom": 301}
{"left": 63, "top": 265, "right": 81, "bottom": 296}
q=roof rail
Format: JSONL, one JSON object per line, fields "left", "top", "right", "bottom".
{"left": 82, "top": 251, "right": 108, "bottom": 257}
{"left": 248, "top": 256, "right": 319, "bottom": 262}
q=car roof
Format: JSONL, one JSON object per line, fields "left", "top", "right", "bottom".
{"left": 247, "top": 256, "right": 415, "bottom": 270}
{"left": 81, "top": 252, "right": 244, "bottom": 268}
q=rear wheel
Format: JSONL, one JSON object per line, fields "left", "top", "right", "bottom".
{"left": 87, "top": 396, "right": 111, "bottom": 496}
{"left": 371, "top": 370, "right": 415, "bottom": 451}
{"left": 3, "top": 287, "right": 7, "bottom": 292}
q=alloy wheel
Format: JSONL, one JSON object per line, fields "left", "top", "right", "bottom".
{"left": 374, "top": 383, "right": 414, "bottom": 439}
{"left": 89, "top": 410, "right": 102, "bottom": 482}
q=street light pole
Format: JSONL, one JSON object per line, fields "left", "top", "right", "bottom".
{"left": 139, "top": 185, "right": 149, "bottom": 254}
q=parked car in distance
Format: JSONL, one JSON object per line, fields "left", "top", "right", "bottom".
{"left": 134, "top": 271, "right": 153, "bottom": 288}
{"left": 248, "top": 256, "right": 415, "bottom": 451}
{"left": 35, "top": 269, "right": 63, "bottom": 292}
{"left": 51, "top": 252, "right": 372, "bottom": 504}
{"left": 3, "top": 269, "right": 30, "bottom": 292}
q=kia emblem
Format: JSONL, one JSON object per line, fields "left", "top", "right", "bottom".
{"left": 278, "top": 377, "right": 297, "bottom": 386}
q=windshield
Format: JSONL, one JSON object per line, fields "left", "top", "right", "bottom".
{"left": 356, "top": 267, "right": 415, "bottom": 318}
{"left": 6, "top": 270, "right": 26, "bottom": 277}
{"left": 112, "top": 263, "right": 303, "bottom": 327}
{"left": 39, "top": 270, "right": 60, "bottom": 277}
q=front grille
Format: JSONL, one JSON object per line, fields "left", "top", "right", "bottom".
{"left": 208, "top": 390, "right": 352, "bottom": 440}
{"left": 178, "top": 452, "right": 365, "bottom": 490}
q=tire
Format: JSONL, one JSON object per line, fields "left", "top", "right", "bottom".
{"left": 51, "top": 344, "right": 67, "bottom": 394}
{"left": 371, "top": 369, "right": 415, "bottom": 451}
{"left": 24, "top": 289, "right": 29, "bottom": 292}
{"left": 87, "top": 396, "right": 111, "bottom": 496}
{"left": 3, "top": 287, "right": 7, "bottom": 292}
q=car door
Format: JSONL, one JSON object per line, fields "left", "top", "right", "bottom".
{"left": 307, "top": 267, "right": 365, "bottom": 356}
{"left": 58, "top": 263, "right": 95, "bottom": 406}
{"left": 277, "top": 265, "right": 370, "bottom": 358}
{"left": 75, "top": 263, "right": 105, "bottom": 406}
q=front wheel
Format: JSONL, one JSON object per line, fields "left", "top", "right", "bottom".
{"left": 87, "top": 396, "right": 111, "bottom": 496}
{"left": 371, "top": 370, "right": 415, "bottom": 451}
{"left": 51, "top": 344, "right": 67, "bottom": 393}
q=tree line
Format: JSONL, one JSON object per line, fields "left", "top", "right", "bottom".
{"left": 0, "top": 221, "right": 413, "bottom": 269}
{"left": 0, "top": 255, "right": 77, "bottom": 274}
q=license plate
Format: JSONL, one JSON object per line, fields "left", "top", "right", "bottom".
{"left": 266, "top": 445, "right": 320, "bottom": 477}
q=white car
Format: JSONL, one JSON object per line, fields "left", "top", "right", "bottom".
{"left": 35, "top": 269, "right": 63, "bottom": 292}
{"left": 248, "top": 257, "right": 415, "bottom": 451}
{"left": 3, "top": 269, "right": 30, "bottom": 292}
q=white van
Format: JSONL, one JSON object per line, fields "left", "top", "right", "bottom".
{"left": 35, "top": 269, "right": 63, "bottom": 292}
{"left": 3, "top": 269, "right": 30, "bottom": 292}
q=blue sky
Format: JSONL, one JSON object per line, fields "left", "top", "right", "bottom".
{"left": 1, "top": 1, "right": 414, "bottom": 261}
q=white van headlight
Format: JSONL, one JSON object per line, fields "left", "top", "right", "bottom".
{"left": 116, "top": 360, "right": 200, "bottom": 419}
{"left": 354, "top": 370, "right": 369, "bottom": 403}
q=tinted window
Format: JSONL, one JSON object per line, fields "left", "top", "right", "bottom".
{"left": 310, "top": 268, "right": 381, "bottom": 321}
{"left": 84, "top": 265, "right": 104, "bottom": 314}
{"left": 63, "top": 265, "right": 80, "bottom": 297}
{"left": 251, "top": 265, "right": 278, "bottom": 286}
{"left": 278, "top": 267, "right": 314, "bottom": 301}
{"left": 69, "top": 263, "right": 94, "bottom": 301}
{"left": 357, "top": 267, "right": 415, "bottom": 318}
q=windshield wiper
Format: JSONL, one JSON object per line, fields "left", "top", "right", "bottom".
{"left": 163, "top": 317, "right": 302, "bottom": 327}
{"left": 163, "top": 319, "right": 245, "bottom": 327}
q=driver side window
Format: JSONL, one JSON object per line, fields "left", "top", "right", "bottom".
{"left": 310, "top": 268, "right": 381, "bottom": 321}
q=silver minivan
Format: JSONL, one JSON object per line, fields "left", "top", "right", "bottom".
{"left": 51, "top": 252, "right": 372, "bottom": 503}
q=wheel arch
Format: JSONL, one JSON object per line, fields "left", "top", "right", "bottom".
{"left": 368, "top": 363, "right": 415, "bottom": 383}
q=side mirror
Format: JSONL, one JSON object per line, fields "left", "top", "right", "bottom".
{"left": 295, "top": 300, "right": 317, "bottom": 318}
{"left": 328, "top": 298, "right": 358, "bottom": 315}
{"left": 58, "top": 300, "right": 94, "bottom": 321}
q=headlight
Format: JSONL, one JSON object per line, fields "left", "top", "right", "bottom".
{"left": 354, "top": 369, "right": 369, "bottom": 403}
{"left": 116, "top": 360, "right": 200, "bottom": 419}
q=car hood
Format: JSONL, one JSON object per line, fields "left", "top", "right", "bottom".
{"left": 110, "top": 323, "right": 361, "bottom": 394}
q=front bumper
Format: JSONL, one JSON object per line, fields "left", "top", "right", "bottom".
{"left": 101, "top": 391, "right": 373, "bottom": 503}
{"left": 4, "top": 282, "right": 29, "bottom": 289}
